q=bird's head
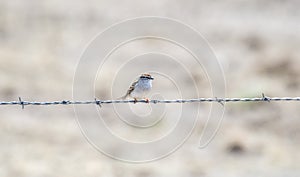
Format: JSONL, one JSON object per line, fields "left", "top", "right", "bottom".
{"left": 139, "top": 73, "right": 154, "bottom": 80}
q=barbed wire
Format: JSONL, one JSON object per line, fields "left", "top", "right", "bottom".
{"left": 0, "top": 94, "right": 300, "bottom": 109}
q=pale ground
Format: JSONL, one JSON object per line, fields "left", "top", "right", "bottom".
{"left": 0, "top": 0, "right": 300, "bottom": 177}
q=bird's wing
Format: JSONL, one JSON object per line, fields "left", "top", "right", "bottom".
{"left": 127, "top": 80, "right": 138, "bottom": 95}
{"left": 117, "top": 80, "right": 138, "bottom": 100}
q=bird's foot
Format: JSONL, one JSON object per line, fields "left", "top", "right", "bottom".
{"left": 145, "top": 98, "right": 150, "bottom": 103}
{"left": 133, "top": 98, "right": 138, "bottom": 104}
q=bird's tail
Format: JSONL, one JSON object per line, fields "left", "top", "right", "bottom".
{"left": 116, "top": 94, "right": 128, "bottom": 100}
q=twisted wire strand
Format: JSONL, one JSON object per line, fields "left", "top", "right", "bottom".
{"left": 0, "top": 95, "right": 300, "bottom": 109}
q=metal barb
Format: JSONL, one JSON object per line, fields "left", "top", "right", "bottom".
{"left": 62, "top": 100, "right": 70, "bottom": 104}
{"left": 262, "top": 93, "right": 271, "bottom": 102}
{"left": 1, "top": 95, "right": 300, "bottom": 107}
{"left": 18, "top": 97, "right": 25, "bottom": 109}
{"left": 215, "top": 97, "right": 224, "bottom": 106}
{"left": 94, "top": 98, "right": 102, "bottom": 108}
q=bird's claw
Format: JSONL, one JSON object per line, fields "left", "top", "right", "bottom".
{"left": 133, "top": 98, "right": 149, "bottom": 103}
{"left": 145, "top": 98, "right": 150, "bottom": 103}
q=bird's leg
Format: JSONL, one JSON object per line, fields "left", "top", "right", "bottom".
{"left": 133, "top": 98, "right": 137, "bottom": 104}
{"left": 144, "top": 98, "right": 150, "bottom": 103}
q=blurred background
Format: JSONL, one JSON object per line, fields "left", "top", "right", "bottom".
{"left": 1, "top": 0, "right": 300, "bottom": 176}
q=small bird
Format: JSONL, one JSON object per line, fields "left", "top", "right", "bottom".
{"left": 118, "top": 73, "right": 154, "bottom": 103}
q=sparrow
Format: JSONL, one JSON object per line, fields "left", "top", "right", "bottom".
{"left": 118, "top": 73, "right": 154, "bottom": 103}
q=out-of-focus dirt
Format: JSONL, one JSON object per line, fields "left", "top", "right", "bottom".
{"left": 0, "top": 0, "right": 300, "bottom": 177}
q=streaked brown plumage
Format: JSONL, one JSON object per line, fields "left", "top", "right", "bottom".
{"left": 118, "top": 73, "right": 154, "bottom": 101}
